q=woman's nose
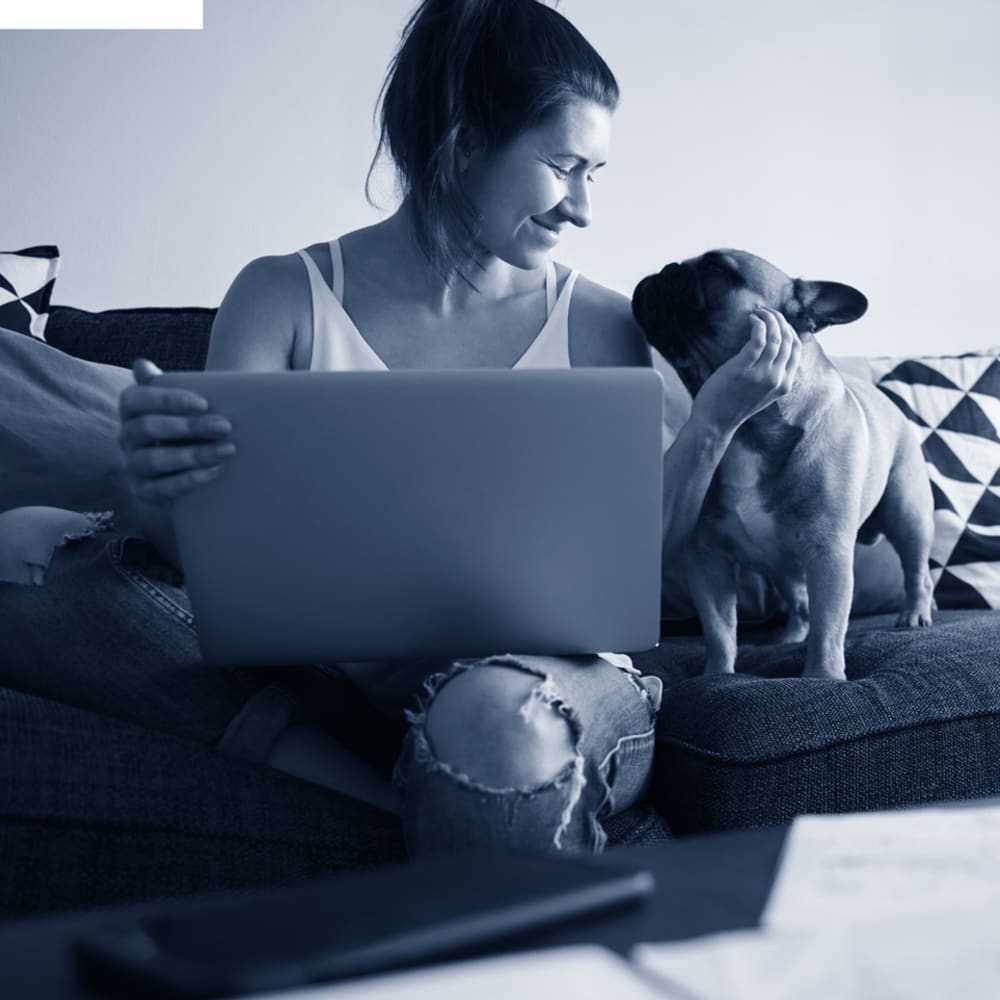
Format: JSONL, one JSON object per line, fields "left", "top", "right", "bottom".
{"left": 560, "top": 176, "right": 592, "bottom": 229}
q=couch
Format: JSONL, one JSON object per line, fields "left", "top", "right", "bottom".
{"left": 2, "top": 303, "right": 999, "bottom": 921}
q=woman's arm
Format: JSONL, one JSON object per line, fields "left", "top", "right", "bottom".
{"left": 120, "top": 254, "right": 309, "bottom": 571}
{"left": 568, "top": 281, "right": 801, "bottom": 558}
{"left": 660, "top": 307, "right": 801, "bottom": 560}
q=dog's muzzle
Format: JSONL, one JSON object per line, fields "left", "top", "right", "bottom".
{"left": 631, "top": 262, "right": 704, "bottom": 359}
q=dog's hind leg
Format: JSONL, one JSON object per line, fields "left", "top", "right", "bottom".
{"left": 686, "top": 546, "right": 739, "bottom": 675}
{"left": 775, "top": 575, "right": 809, "bottom": 645}
{"left": 878, "top": 468, "right": 935, "bottom": 629}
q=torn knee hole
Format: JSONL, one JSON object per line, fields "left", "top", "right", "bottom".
{"left": 0, "top": 507, "right": 113, "bottom": 585}
{"left": 421, "top": 662, "right": 579, "bottom": 792}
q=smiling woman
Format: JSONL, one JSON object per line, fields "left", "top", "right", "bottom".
{"left": 4, "top": 0, "right": 801, "bottom": 857}
{"left": 110, "top": 0, "right": 678, "bottom": 856}
{"left": 369, "top": 0, "right": 619, "bottom": 280}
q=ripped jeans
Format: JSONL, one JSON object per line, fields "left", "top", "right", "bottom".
{"left": 395, "top": 654, "right": 658, "bottom": 853}
{"left": 0, "top": 509, "right": 659, "bottom": 854}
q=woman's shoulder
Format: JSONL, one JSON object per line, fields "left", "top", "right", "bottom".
{"left": 208, "top": 251, "right": 316, "bottom": 370}
{"left": 228, "top": 249, "right": 313, "bottom": 297}
{"left": 565, "top": 270, "right": 652, "bottom": 367}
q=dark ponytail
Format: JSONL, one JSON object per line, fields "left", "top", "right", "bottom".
{"left": 367, "top": 0, "right": 619, "bottom": 282}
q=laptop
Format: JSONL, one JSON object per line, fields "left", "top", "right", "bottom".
{"left": 154, "top": 368, "right": 664, "bottom": 664}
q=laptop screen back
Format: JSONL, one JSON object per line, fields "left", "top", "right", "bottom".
{"left": 156, "top": 368, "right": 664, "bottom": 664}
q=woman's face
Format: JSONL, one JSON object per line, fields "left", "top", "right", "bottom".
{"left": 460, "top": 98, "right": 612, "bottom": 270}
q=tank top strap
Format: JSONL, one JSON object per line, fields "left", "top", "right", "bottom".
{"left": 513, "top": 266, "right": 579, "bottom": 369}
{"left": 297, "top": 242, "right": 387, "bottom": 372}
{"left": 328, "top": 238, "right": 345, "bottom": 302}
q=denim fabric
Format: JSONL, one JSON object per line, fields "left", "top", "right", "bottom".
{"left": 634, "top": 610, "right": 1000, "bottom": 833}
{"left": 0, "top": 530, "right": 297, "bottom": 759}
{"left": 397, "top": 655, "right": 658, "bottom": 855}
{"left": 0, "top": 528, "right": 660, "bottom": 861}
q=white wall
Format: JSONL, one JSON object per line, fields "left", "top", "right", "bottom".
{"left": 3, "top": 0, "right": 998, "bottom": 357}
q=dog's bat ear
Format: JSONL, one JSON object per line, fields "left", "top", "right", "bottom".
{"left": 792, "top": 279, "right": 868, "bottom": 333}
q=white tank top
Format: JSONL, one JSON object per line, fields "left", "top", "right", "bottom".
{"left": 296, "top": 239, "right": 579, "bottom": 370}
{"left": 294, "top": 239, "right": 637, "bottom": 696}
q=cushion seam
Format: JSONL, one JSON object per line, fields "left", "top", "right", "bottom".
{"left": 657, "top": 708, "right": 1000, "bottom": 764}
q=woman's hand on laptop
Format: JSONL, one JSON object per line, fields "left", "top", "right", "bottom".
{"left": 118, "top": 358, "right": 237, "bottom": 505}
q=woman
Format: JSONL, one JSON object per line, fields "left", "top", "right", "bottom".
{"left": 120, "top": 0, "right": 800, "bottom": 852}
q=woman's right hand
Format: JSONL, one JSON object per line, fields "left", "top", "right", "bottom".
{"left": 118, "top": 358, "right": 236, "bottom": 506}
{"left": 690, "top": 306, "right": 802, "bottom": 437}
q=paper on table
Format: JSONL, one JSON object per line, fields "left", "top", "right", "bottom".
{"left": 249, "top": 945, "right": 671, "bottom": 1000}
{"left": 633, "top": 905, "right": 1000, "bottom": 1000}
{"left": 760, "top": 802, "right": 1000, "bottom": 929}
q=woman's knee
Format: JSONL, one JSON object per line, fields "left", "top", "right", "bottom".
{"left": 0, "top": 506, "right": 113, "bottom": 585}
{"left": 422, "top": 660, "right": 578, "bottom": 790}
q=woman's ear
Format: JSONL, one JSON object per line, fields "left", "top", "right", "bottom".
{"left": 455, "top": 125, "right": 482, "bottom": 173}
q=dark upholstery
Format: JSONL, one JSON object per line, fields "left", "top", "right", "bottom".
{"left": 46, "top": 305, "right": 215, "bottom": 371}
{"left": 635, "top": 610, "right": 1000, "bottom": 834}
{"left": 0, "top": 687, "right": 405, "bottom": 919}
{"left": 4, "top": 304, "right": 999, "bottom": 918}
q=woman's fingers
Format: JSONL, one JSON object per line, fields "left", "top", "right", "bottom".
{"left": 130, "top": 465, "right": 226, "bottom": 505}
{"left": 125, "top": 440, "right": 237, "bottom": 477}
{"left": 132, "top": 357, "right": 163, "bottom": 385}
{"left": 740, "top": 313, "right": 769, "bottom": 364}
{"left": 750, "top": 308, "right": 785, "bottom": 366}
{"left": 119, "top": 382, "right": 210, "bottom": 420}
{"left": 118, "top": 358, "right": 235, "bottom": 503}
{"left": 748, "top": 308, "right": 800, "bottom": 383}
{"left": 118, "top": 412, "right": 232, "bottom": 450}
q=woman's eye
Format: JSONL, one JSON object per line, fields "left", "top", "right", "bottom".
{"left": 548, "top": 163, "right": 572, "bottom": 179}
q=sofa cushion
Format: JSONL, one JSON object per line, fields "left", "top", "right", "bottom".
{"left": 0, "top": 327, "right": 143, "bottom": 527}
{"left": 0, "top": 686, "right": 405, "bottom": 918}
{"left": 46, "top": 305, "right": 215, "bottom": 371}
{"left": 636, "top": 609, "right": 1000, "bottom": 834}
{"left": 0, "top": 246, "right": 60, "bottom": 340}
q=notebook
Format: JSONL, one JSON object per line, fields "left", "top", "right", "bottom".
{"left": 155, "top": 368, "right": 664, "bottom": 664}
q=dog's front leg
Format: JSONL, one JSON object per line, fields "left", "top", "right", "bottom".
{"left": 687, "top": 545, "right": 739, "bottom": 675}
{"left": 802, "top": 542, "right": 854, "bottom": 680}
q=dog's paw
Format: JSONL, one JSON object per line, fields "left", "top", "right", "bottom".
{"left": 801, "top": 664, "right": 848, "bottom": 681}
{"left": 895, "top": 610, "right": 933, "bottom": 628}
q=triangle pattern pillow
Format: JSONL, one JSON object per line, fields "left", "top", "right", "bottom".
{"left": 0, "top": 245, "right": 61, "bottom": 341}
{"left": 874, "top": 350, "right": 1000, "bottom": 609}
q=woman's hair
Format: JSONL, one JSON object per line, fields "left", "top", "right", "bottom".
{"left": 368, "top": 0, "right": 619, "bottom": 282}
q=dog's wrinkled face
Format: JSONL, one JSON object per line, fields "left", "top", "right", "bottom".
{"left": 631, "top": 249, "right": 868, "bottom": 395}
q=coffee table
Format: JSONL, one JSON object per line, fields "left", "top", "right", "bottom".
{"left": 0, "top": 826, "right": 788, "bottom": 999}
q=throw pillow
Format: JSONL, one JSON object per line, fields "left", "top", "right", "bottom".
{"left": 0, "top": 246, "right": 60, "bottom": 340}
{"left": 0, "top": 326, "right": 141, "bottom": 531}
{"left": 873, "top": 350, "right": 1000, "bottom": 609}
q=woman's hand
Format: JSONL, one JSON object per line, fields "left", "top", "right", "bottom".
{"left": 691, "top": 307, "right": 802, "bottom": 437}
{"left": 118, "top": 358, "right": 236, "bottom": 506}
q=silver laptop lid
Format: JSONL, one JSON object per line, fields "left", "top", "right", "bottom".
{"left": 156, "top": 368, "right": 663, "bottom": 664}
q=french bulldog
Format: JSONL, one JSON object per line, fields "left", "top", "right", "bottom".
{"left": 632, "top": 250, "right": 934, "bottom": 680}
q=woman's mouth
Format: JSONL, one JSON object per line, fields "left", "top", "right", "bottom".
{"left": 532, "top": 219, "right": 562, "bottom": 243}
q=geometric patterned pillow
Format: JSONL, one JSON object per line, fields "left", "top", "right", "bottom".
{"left": 0, "top": 245, "right": 60, "bottom": 341}
{"left": 874, "top": 350, "right": 1000, "bottom": 609}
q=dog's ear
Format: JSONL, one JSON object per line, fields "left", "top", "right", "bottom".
{"left": 792, "top": 279, "right": 868, "bottom": 333}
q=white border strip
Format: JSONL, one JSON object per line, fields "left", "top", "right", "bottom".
{"left": 0, "top": 0, "right": 203, "bottom": 29}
